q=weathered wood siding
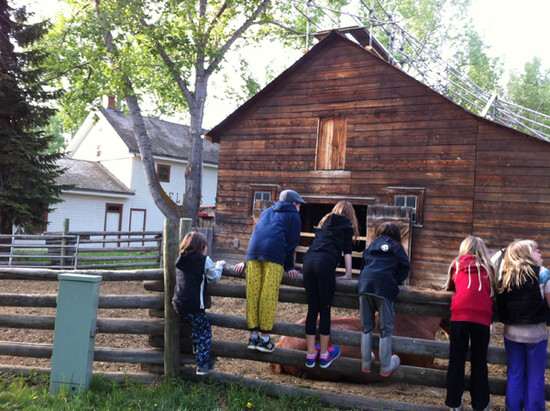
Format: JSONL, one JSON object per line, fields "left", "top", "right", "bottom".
{"left": 473, "top": 123, "right": 550, "bottom": 249}
{"left": 211, "top": 32, "right": 550, "bottom": 287}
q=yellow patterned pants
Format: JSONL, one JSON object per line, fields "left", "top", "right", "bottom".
{"left": 246, "top": 259, "right": 284, "bottom": 333}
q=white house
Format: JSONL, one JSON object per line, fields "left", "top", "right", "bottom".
{"left": 47, "top": 104, "right": 219, "bottom": 233}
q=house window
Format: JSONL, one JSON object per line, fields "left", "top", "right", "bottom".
{"left": 157, "top": 164, "right": 171, "bottom": 182}
{"left": 96, "top": 145, "right": 102, "bottom": 157}
{"left": 316, "top": 117, "right": 347, "bottom": 170}
{"left": 387, "top": 187, "right": 425, "bottom": 226}
{"left": 249, "top": 184, "right": 278, "bottom": 219}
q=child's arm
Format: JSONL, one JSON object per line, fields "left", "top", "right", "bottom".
{"left": 337, "top": 253, "right": 353, "bottom": 280}
{"left": 394, "top": 249, "right": 411, "bottom": 285}
{"left": 205, "top": 256, "right": 225, "bottom": 283}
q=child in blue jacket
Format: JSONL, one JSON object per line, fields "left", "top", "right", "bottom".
{"left": 245, "top": 189, "right": 305, "bottom": 353}
{"left": 357, "top": 222, "right": 410, "bottom": 377}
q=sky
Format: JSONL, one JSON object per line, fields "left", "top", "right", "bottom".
{"left": 14, "top": 0, "right": 550, "bottom": 126}
{"left": 469, "top": 0, "right": 550, "bottom": 72}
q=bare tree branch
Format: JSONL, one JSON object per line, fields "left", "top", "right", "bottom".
{"left": 139, "top": 17, "right": 194, "bottom": 107}
{"left": 250, "top": 19, "right": 302, "bottom": 35}
{"left": 206, "top": 0, "right": 272, "bottom": 76}
{"left": 203, "top": 2, "right": 227, "bottom": 48}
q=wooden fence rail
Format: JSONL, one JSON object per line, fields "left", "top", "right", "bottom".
{"left": 2, "top": 219, "right": 550, "bottom": 407}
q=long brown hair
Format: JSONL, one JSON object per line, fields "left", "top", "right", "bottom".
{"left": 179, "top": 231, "right": 207, "bottom": 255}
{"left": 318, "top": 200, "right": 360, "bottom": 241}
{"left": 444, "top": 236, "right": 495, "bottom": 292}
{"left": 374, "top": 222, "right": 402, "bottom": 243}
{"left": 498, "top": 239, "right": 539, "bottom": 293}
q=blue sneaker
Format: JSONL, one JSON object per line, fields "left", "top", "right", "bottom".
{"left": 305, "top": 345, "right": 320, "bottom": 368}
{"left": 319, "top": 345, "right": 340, "bottom": 368}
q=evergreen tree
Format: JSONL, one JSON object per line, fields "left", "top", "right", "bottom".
{"left": 0, "top": 0, "right": 66, "bottom": 234}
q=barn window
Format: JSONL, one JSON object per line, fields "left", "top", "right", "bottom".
{"left": 157, "top": 164, "right": 171, "bottom": 182}
{"left": 316, "top": 117, "right": 347, "bottom": 170}
{"left": 96, "top": 145, "right": 102, "bottom": 157}
{"left": 387, "top": 187, "right": 425, "bottom": 226}
{"left": 249, "top": 184, "right": 278, "bottom": 219}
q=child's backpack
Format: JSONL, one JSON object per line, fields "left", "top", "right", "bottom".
{"left": 490, "top": 247, "right": 507, "bottom": 282}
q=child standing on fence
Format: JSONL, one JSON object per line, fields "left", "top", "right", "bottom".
{"left": 244, "top": 189, "right": 305, "bottom": 353}
{"left": 357, "top": 222, "right": 410, "bottom": 377}
{"left": 496, "top": 239, "right": 550, "bottom": 411}
{"left": 171, "top": 231, "right": 225, "bottom": 375}
{"left": 444, "top": 236, "right": 495, "bottom": 411}
{"left": 302, "top": 200, "right": 359, "bottom": 368}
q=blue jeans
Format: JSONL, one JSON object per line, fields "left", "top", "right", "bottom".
{"left": 359, "top": 294, "right": 394, "bottom": 337}
{"left": 504, "top": 337, "right": 547, "bottom": 411}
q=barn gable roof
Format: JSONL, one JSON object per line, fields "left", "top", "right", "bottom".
{"left": 207, "top": 30, "right": 549, "bottom": 145}
{"left": 56, "top": 158, "right": 134, "bottom": 196}
{"left": 101, "top": 108, "right": 220, "bottom": 164}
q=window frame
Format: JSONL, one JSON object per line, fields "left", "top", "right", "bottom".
{"left": 157, "top": 164, "right": 171, "bottom": 183}
{"left": 387, "top": 187, "right": 425, "bottom": 227}
{"left": 248, "top": 184, "right": 278, "bottom": 218}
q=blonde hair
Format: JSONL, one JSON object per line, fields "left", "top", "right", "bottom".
{"left": 179, "top": 231, "right": 207, "bottom": 255}
{"left": 318, "top": 200, "right": 360, "bottom": 241}
{"left": 444, "top": 236, "right": 495, "bottom": 292}
{"left": 498, "top": 239, "right": 539, "bottom": 293}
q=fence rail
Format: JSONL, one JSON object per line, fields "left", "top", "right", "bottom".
{"left": 0, "top": 229, "right": 162, "bottom": 270}
{"left": 2, "top": 219, "right": 550, "bottom": 408}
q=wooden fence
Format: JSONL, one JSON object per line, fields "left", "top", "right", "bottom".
{"left": 1, "top": 218, "right": 549, "bottom": 409}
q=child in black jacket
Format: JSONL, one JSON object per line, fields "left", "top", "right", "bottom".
{"left": 302, "top": 200, "right": 359, "bottom": 368}
{"left": 172, "top": 231, "right": 225, "bottom": 375}
{"left": 357, "top": 222, "right": 410, "bottom": 376}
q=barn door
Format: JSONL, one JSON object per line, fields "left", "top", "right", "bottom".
{"left": 366, "top": 205, "right": 412, "bottom": 257}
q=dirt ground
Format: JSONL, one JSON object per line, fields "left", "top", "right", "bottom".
{"left": 1, "top": 277, "right": 549, "bottom": 410}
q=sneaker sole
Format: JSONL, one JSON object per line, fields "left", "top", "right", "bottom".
{"left": 305, "top": 361, "right": 316, "bottom": 368}
{"left": 319, "top": 352, "right": 340, "bottom": 368}
{"left": 256, "top": 346, "right": 275, "bottom": 353}
{"left": 247, "top": 345, "right": 257, "bottom": 350}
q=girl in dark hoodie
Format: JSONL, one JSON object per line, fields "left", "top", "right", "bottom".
{"left": 172, "top": 231, "right": 225, "bottom": 375}
{"left": 357, "top": 222, "right": 410, "bottom": 377}
{"left": 302, "top": 201, "right": 359, "bottom": 368}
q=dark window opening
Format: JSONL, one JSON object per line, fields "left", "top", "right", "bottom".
{"left": 157, "top": 164, "right": 171, "bottom": 183}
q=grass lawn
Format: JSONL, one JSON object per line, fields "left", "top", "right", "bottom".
{"left": 0, "top": 372, "right": 338, "bottom": 411}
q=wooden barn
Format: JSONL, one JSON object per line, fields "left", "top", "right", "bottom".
{"left": 206, "top": 30, "right": 550, "bottom": 287}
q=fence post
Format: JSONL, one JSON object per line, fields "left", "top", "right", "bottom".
{"left": 163, "top": 218, "right": 181, "bottom": 378}
{"left": 60, "top": 219, "right": 69, "bottom": 268}
{"left": 179, "top": 218, "right": 191, "bottom": 242}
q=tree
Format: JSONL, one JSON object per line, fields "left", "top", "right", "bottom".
{"left": 0, "top": 0, "right": 67, "bottom": 235}
{"left": 507, "top": 58, "right": 550, "bottom": 115}
{"left": 42, "top": 0, "right": 344, "bottom": 223}
{"left": 42, "top": 0, "right": 485, "bottom": 223}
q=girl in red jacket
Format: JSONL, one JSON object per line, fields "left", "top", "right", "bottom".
{"left": 444, "top": 236, "right": 495, "bottom": 411}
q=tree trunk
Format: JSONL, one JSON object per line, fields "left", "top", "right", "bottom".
{"left": 93, "top": 0, "right": 180, "bottom": 220}
{"left": 182, "top": 80, "right": 207, "bottom": 223}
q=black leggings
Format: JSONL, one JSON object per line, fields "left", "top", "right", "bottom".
{"left": 303, "top": 252, "right": 337, "bottom": 335}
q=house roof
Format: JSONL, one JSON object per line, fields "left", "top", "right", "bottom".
{"left": 56, "top": 158, "right": 134, "bottom": 195}
{"left": 101, "top": 108, "right": 219, "bottom": 164}
{"left": 206, "top": 30, "right": 548, "bottom": 145}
